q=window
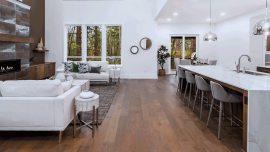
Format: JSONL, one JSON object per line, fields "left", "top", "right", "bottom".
{"left": 106, "top": 26, "right": 121, "bottom": 65}
{"left": 184, "top": 37, "right": 196, "bottom": 59}
{"left": 65, "top": 24, "right": 122, "bottom": 65}
{"left": 171, "top": 37, "right": 182, "bottom": 69}
{"left": 87, "top": 26, "right": 102, "bottom": 61}
{"left": 67, "top": 26, "right": 82, "bottom": 61}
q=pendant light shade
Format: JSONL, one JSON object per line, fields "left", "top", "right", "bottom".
{"left": 203, "top": 0, "right": 217, "bottom": 41}
{"left": 253, "top": 0, "right": 270, "bottom": 35}
{"left": 203, "top": 31, "right": 217, "bottom": 41}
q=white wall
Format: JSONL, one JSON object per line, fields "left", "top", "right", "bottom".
{"left": 215, "top": 8, "right": 266, "bottom": 70}
{"left": 155, "top": 0, "right": 167, "bottom": 19}
{"left": 46, "top": 0, "right": 158, "bottom": 79}
{"left": 45, "top": 0, "right": 64, "bottom": 69}
{"left": 158, "top": 23, "right": 216, "bottom": 74}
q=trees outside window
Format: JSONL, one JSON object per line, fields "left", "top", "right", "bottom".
{"left": 106, "top": 26, "right": 121, "bottom": 65}
{"left": 66, "top": 24, "right": 122, "bottom": 65}
{"left": 67, "top": 26, "right": 82, "bottom": 61}
{"left": 87, "top": 26, "right": 102, "bottom": 61}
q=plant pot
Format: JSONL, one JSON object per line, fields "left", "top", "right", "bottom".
{"left": 159, "top": 69, "right": 166, "bottom": 76}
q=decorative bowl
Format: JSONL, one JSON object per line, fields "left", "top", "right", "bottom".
{"left": 80, "top": 91, "right": 94, "bottom": 99}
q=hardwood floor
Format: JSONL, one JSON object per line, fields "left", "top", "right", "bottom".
{"left": 0, "top": 76, "right": 243, "bottom": 152}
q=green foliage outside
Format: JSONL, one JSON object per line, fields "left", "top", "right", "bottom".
{"left": 171, "top": 37, "right": 194, "bottom": 69}
{"left": 67, "top": 26, "right": 122, "bottom": 64}
{"left": 106, "top": 26, "right": 121, "bottom": 65}
{"left": 158, "top": 45, "right": 170, "bottom": 70}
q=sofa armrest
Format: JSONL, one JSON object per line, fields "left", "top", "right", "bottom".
{"left": 57, "top": 65, "right": 65, "bottom": 73}
{"left": 54, "top": 85, "right": 81, "bottom": 128}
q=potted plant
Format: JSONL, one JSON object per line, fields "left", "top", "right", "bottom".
{"left": 157, "top": 45, "right": 170, "bottom": 76}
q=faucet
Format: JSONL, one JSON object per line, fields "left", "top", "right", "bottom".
{"left": 235, "top": 55, "right": 251, "bottom": 73}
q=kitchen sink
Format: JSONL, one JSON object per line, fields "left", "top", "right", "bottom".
{"left": 232, "top": 70, "right": 269, "bottom": 76}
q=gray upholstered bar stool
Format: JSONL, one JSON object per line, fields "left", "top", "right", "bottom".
{"left": 207, "top": 81, "right": 243, "bottom": 139}
{"left": 176, "top": 67, "right": 186, "bottom": 97}
{"left": 174, "top": 58, "right": 181, "bottom": 77}
{"left": 209, "top": 60, "right": 217, "bottom": 65}
{"left": 183, "top": 71, "right": 196, "bottom": 108}
{"left": 192, "top": 75, "right": 211, "bottom": 120}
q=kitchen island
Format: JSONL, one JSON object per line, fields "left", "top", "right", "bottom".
{"left": 179, "top": 65, "right": 270, "bottom": 152}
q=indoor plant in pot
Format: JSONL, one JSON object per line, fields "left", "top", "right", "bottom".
{"left": 157, "top": 45, "right": 170, "bottom": 76}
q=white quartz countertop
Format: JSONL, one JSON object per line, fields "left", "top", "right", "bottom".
{"left": 179, "top": 65, "right": 270, "bottom": 91}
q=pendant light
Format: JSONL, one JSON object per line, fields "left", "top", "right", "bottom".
{"left": 253, "top": 0, "right": 270, "bottom": 35}
{"left": 203, "top": 0, "right": 217, "bottom": 41}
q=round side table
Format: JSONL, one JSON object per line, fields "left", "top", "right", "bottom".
{"left": 74, "top": 94, "right": 99, "bottom": 138}
{"left": 110, "top": 68, "right": 121, "bottom": 83}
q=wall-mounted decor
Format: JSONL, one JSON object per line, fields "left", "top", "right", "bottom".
{"left": 140, "top": 37, "right": 152, "bottom": 50}
{"left": 130, "top": 46, "right": 139, "bottom": 54}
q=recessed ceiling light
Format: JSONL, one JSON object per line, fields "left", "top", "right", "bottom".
{"left": 220, "top": 12, "right": 226, "bottom": 16}
{"left": 167, "top": 18, "right": 171, "bottom": 21}
{"left": 173, "top": 12, "right": 178, "bottom": 16}
{"left": 207, "top": 18, "right": 211, "bottom": 21}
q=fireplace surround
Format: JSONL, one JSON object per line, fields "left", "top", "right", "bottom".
{"left": 0, "top": 59, "right": 21, "bottom": 75}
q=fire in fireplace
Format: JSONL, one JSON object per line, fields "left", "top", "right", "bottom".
{"left": 0, "top": 59, "right": 21, "bottom": 75}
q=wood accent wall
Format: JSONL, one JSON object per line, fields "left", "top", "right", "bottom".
{"left": 23, "top": 0, "right": 45, "bottom": 63}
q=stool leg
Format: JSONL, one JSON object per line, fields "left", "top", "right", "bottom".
{"left": 183, "top": 82, "right": 188, "bottom": 102}
{"left": 223, "top": 104, "right": 225, "bottom": 121}
{"left": 96, "top": 107, "right": 99, "bottom": 128}
{"left": 78, "top": 112, "right": 82, "bottom": 126}
{"left": 188, "top": 83, "right": 192, "bottom": 108}
{"left": 207, "top": 98, "right": 214, "bottom": 127}
{"left": 73, "top": 106, "right": 76, "bottom": 138}
{"left": 218, "top": 101, "right": 223, "bottom": 139}
{"left": 200, "top": 91, "right": 204, "bottom": 120}
{"left": 207, "top": 91, "right": 209, "bottom": 108}
{"left": 176, "top": 78, "right": 180, "bottom": 95}
{"left": 192, "top": 88, "right": 199, "bottom": 112}
{"left": 92, "top": 106, "right": 95, "bottom": 138}
{"left": 230, "top": 103, "right": 233, "bottom": 126}
{"left": 180, "top": 78, "right": 184, "bottom": 98}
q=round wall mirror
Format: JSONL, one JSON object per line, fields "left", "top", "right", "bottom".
{"left": 140, "top": 37, "right": 152, "bottom": 50}
{"left": 130, "top": 46, "right": 139, "bottom": 54}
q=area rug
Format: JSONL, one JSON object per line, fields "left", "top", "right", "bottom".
{"left": 71, "top": 83, "right": 119, "bottom": 125}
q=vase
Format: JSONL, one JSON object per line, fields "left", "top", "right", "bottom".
{"left": 159, "top": 69, "right": 166, "bottom": 76}
{"left": 80, "top": 90, "right": 94, "bottom": 99}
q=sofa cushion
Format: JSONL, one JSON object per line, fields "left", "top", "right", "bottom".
{"left": 75, "top": 72, "right": 109, "bottom": 80}
{"left": 0, "top": 81, "right": 3, "bottom": 97}
{"left": 0, "top": 80, "right": 64, "bottom": 97}
{"left": 88, "top": 61, "right": 108, "bottom": 72}
{"left": 62, "top": 80, "right": 73, "bottom": 92}
{"left": 78, "top": 62, "right": 89, "bottom": 73}
{"left": 62, "top": 61, "right": 73, "bottom": 72}
{"left": 89, "top": 66, "right": 101, "bottom": 74}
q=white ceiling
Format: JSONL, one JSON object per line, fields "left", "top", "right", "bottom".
{"left": 157, "top": 0, "right": 265, "bottom": 24}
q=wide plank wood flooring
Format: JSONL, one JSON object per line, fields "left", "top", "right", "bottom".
{"left": 0, "top": 76, "right": 243, "bottom": 152}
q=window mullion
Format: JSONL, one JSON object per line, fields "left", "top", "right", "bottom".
{"left": 102, "top": 24, "right": 107, "bottom": 61}
{"left": 82, "top": 25, "right": 87, "bottom": 61}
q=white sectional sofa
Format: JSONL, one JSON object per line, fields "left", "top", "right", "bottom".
{"left": 57, "top": 61, "right": 111, "bottom": 85}
{"left": 0, "top": 80, "right": 81, "bottom": 143}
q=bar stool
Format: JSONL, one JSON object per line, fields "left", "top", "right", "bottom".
{"left": 176, "top": 68, "right": 186, "bottom": 98}
{"left": 183, "top": 71, "right": 196, "bottom": 108}
{"left": 207, "top": 81, "right": 243, "bottom": 139}
{"left": 192, "top": 75, "right": 211, "bottom": 120}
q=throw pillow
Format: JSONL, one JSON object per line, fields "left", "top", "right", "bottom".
{"left": 72, "top": 62, "right": 79, "bottom": 73}
{"left": 62, "top": 62, "right": 73, "bottom": 72}
{"left": 78, "top": 62, "right": 89, "bottom": 73}
{"left": 61, "top": 80, "right": 73, "bottom": 92}
{"left": 90, "top": 66, "right": 101, "bottom": 74}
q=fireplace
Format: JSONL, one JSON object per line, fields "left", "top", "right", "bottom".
{"left": 0, "top": 59, "right": 21, "bottom": 75}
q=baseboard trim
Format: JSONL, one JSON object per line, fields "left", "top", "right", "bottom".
{"left": 121, "top": 74, "right": 158, "bottom": 79}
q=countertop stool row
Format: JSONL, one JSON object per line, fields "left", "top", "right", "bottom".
{"left": 176, "top": 67, "right": 243, "bottom": 139}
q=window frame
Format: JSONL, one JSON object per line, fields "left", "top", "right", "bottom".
{"left": 64, "top": 23, "right": 123, "bottom": 66}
